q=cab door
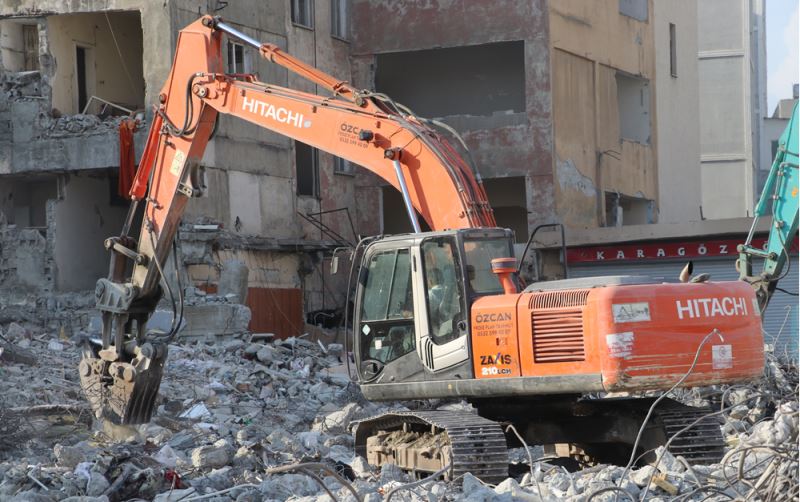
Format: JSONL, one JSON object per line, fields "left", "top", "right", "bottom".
{"left": 355, "top": 245, "right": 422, "bottom": 382}
{"left": 415, "top": 235, "right": 470, "bottom": 371}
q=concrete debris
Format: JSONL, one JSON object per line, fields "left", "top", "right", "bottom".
{"left": 629, "top": 464, "right": 657, "bottom": 487}
{"left": 53, "top": 444, "right": 93, "bottom": 469}
{"left": 191, "top": 442, "right": 231, "bottom": 469}
{"left": 0, "top": 318, "right": 796, "bottom": 501}
{"left": 1, "top": 70, "right": 42, "bottom": 99}
{"left": 652, "top": 446, "right": 684, "bottom": 475}
{"left": 42, "top": 114, "right": 147, "bottom": 139}
{"left": 0, "top": 339, "right": 37, "bottom": 365}
{"left": 85, "top": 472, "right": 109, "bottom": 497}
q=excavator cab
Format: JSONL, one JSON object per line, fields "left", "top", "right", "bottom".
{"left": 353, "top": 228, "right": 515, "bottom": 386}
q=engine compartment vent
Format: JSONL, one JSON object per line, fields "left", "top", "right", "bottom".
{"left": 530, "top": 290, "right": 588, "bottom": 363}
{"left": 528, "top": 289, "right": 589, "bottom": 310}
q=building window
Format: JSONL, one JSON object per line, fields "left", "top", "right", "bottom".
{"left": 291, "top": 0, "right": 314, "bottom": 28}
{"left": 333, "top": 156, "right": 355, "bottom": 176}
{"left": 22, "top": 24, "right": 38, "bottom": 71}
{"left": 616, "top": 73, "right": 651, "bottom": 144}
{"left": 75, "top": 45, "right": 92, "bottom": 113}
{"left": 669, "top": 23, "right": 677, "bottom": 77}
{"left": 375, "top": 41, "right": 525, "bottom": 118}
{"left": 619, "top": 0, "right": 648, "bottom": 22}
{"left": 0, "top": 21, "right": 39, "bottom": 72}
{"left": 296, "top": 142, "right": 319, "bottom": 197}
{"left": 604, "top": 192, "right": 654, "bottom": 226}
{"left": 227, "top": 41, "right": 251, "bottom": 74}
{"left": 331, "top": 0, "right": 349, "bottom": 40}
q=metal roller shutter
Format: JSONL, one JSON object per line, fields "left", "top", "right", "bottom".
{"left": 569, "top": 257, "right": 799, "bottom": 360}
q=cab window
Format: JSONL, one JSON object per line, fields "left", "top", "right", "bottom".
{"left": 359, "top": 249, "right": 415, "bottom": 365}
{"left": 463, "top": 238, "right": 510, "bottom": 295}
{"left": 422, "top": 237, "right": 464, "bottom": 345}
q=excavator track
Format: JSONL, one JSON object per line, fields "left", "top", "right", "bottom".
{"left": 654, "top": 406, "right": 726, "bottom": 465}
{"left": 472, "top": 396, "right": 728, "bottom": 468}
{"left": 353, "top": 411, "right": 509, "bottom": 484}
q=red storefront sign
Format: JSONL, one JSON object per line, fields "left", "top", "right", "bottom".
{"left": 567, "top": 237, "right": 798, "bottom": 263}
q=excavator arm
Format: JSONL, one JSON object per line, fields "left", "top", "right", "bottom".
{"left": 737, "top": 103, "right": 799, "bottom": 312}
{"left": 81, "top": 16, "right": 496, "bottom": 424}
{"left": 125, "top": 17, "right": 494, "bottom": 300}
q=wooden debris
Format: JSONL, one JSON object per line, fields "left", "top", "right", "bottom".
{"left": 652, "top": 472, "right": 679, "bottom": 496}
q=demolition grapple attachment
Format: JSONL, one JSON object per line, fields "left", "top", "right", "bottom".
{"left": 80, "top": 285, "right": 167, "bottom": 425}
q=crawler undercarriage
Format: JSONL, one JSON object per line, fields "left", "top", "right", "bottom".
{"left": 354, "top": 396, "right": 726, "bottom": 482}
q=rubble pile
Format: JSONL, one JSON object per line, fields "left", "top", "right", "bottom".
{"left": 0, "top": 70, "right": 42, "bottom": 99}
{"left": 42, "top": 114, "right": 137, "bottom": 138}
{"left": 0, "top": 321, "right": 796, "bottom": 501}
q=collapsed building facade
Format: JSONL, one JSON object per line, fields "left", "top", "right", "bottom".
{"left": 0, "top": 0, "right": 359, "bottom": 337}
{"left": 0, "top": 0, "right": 796, "bottom": 353}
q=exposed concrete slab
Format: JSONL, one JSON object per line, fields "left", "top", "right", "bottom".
{"left": 533, "top": 217, "right": 771, "bottom": 248}
{"left": 6, "top": 128, "right": 147, "bottom": 175}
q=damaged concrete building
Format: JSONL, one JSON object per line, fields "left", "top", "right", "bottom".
{"left": 0, "top": 1, "right": 359, "bottom": 337}
{"left": 1, "top": 0, "right": 796, "bottom": 352}
{"left": 1, "top": 8, "right": 148, "bottom": 324}
{"left": 349, "top": 0, "right": 554, "bottom": 243}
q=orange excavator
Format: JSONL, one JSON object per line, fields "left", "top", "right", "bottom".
{"left": 81, "top": 16, "right": 765, "bottom": 482}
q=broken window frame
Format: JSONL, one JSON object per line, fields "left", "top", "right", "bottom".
{"left": 615, "top": 72, "right": 651, "bottom": 145}
{"left": 330, "top": 0, "right": 349, "bottom": 41}
{"left": 226, "top": 40, "right": 251, "bottom": 74}
{"left": 296, "top": 141, "right": 320, "bottom": 199}
{"left": 291, "top": 0, "right": 315, "bottom": 29}
{"left": 22, "top": 24, "right": 38, "bottom": 71}
{"left": 604, "top": 191, "right": 654, "bottom": 226}
{"left": 0, "top": 20, "right": 39, "bottom": 72}
{"left": 333, "top": 156, "right": 355, "bottom": 176}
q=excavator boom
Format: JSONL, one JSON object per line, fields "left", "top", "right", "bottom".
{"left": 82, "top": 16, "right": 495, "bottom": 424}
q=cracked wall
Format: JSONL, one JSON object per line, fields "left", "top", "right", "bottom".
{"left": 1, "top": 0, "right": 362, "bottom": 326}
{"left": 0, "top": 8, "right": 149, "bottom": 176}
{"left": 53, "top": 173, "right": 128, "bottom": 291}
{"left": 351, "top": 0, "right": 555, "bottom": 236}
{"left": 550, "top": 0, "right": 658, "bottom": 229}
{"left": 178, "top": 0, "right": 361, "bottom": 318}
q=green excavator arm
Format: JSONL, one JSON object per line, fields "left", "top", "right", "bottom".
{"left": 738, "top": 102, "right": 799, "bottom": 311}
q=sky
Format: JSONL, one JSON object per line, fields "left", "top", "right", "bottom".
{"left": 766, "top": 0, "right": 799, "bottom": 112}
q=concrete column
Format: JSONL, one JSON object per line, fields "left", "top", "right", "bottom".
{"left": 219, "top": 259, "right": 249, "bottom": 304}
